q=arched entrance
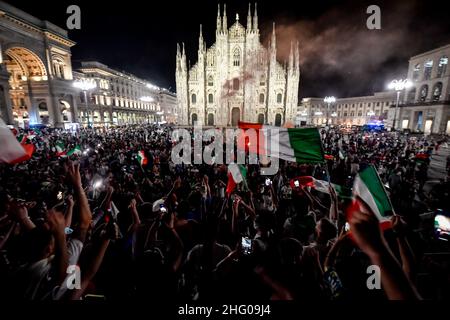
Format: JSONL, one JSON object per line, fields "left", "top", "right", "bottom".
{"left": 38, "top": 102, "right": 49, "bottom": 124}
{"left": 275, "top": 113, "right": 282, "bottom": 127}
{"left": 231, "top": 107, "right": 240, "bottom": 126}
{"left": 207, "top": 113, "right": 214, "bottom": 126}
{"left": 4, "top": 47, "right": 48, "bottom": 125}
{"left": 257, "top": 113, "right": 265, "bottom": 124}
{"left": 191, "top": 113, "right": 198, "bottom": 126}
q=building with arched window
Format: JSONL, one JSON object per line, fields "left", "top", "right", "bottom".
{"left": 397, "top": 43, "right": 450, "bottom": 134}
{"left": 0, "top": 1, "right": 79, "bottom": 128}
{"left": 176, "top": 4, "right": 300, "bottom": 126}
{"left": 0, "top": 2, "right": 173, "bottom": 128}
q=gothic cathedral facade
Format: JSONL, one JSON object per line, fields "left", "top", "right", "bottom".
{"left": 175, "top": 4, "right": 300, "bottom": 127}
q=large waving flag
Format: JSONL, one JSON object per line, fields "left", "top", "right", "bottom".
{"left": 351, "top": 165, "right": 394, "bottom": 228}
{"left": 0, "top": 119, "right": 34, "bottom": 164}
{"left": 238, "top": 122, "right": 324, "bottom": 163}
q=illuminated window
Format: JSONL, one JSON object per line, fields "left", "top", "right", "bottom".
{"left": 412, "top": 64, "right": 420, "bottom": 81}
{"left": 437, "top": 56, "right": 448, "bottom": 78}
{"left": 432, "top": 82, "right": 442, "bottom": 101}
{"left": 419, "top": 84, "right": 428, "bottom": 102}
{"left": 424, "top": 60, "right": 433, "bottom": 80}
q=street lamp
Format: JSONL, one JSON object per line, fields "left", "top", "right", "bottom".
{"left": 74, "top": 79, "right": 97, "bottom": 128}
{"left": 324, "top": 96, "right": 336, "bottom": 126}
{"left": 388, "top": 79, "right": 412, "bottom": 131}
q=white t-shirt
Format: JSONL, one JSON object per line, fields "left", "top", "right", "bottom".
{"left": 16, "top": 238, "right": 83, "bottom": 300}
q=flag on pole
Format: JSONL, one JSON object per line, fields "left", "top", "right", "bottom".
{"left": 226, "top": 163, "right": 247, "bottom": 195}
{"left": 238, "top": 121, "right": 324, "bottom": 163}
{"left": 66, "top": 145, "right": 82, "bottom": 156}
{"left": 352, "top": 165, "right": 394, "bottom": 226}
{"left": 137, "top": 150, "right": 148, "bottom": 166}
{"left": 0, "top": 119, "right": 34, "bottom": 164}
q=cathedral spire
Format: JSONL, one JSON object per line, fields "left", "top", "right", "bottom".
{"left": 253, "top": 2, "right": 258, "bottom": 31}
{"left": 271, "top": 22, "right": 276, "bottom": 51}
{"left": 222, "top": 3, "right": 227, "bottom": 32}
{"left": 199, "top": 24, "right": 204, "bottom": 49}
{"left": 216, "top": 3, "right": 222, "bottom": 33}
{"left": 295, "top": 40, "right": 300, "bottom": 71}
{"left": 288, "top": 41, "right": 294, "bottom": 72}
{"left": 247, "top": 3, "right": 252, "bottom": 31}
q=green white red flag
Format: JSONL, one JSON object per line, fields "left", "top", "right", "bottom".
{"left": 226, "top": 163, "right": 247, "bottom": 195}
{"left": 238, "top": 121, "right": 324, "bottom": 163}
{"left": 66, "top": 145, "right": 82, "bottom": 156}
{"left": 55, "top": 141, "right": 66, "bottom": 157}
{"left": 351, "top": 165, "right": 394, "bottom": 228}
{"left": 137, "top": 150, "right": 148, "bottom": 166}
{"left": 0, "top": 119, "right": 34, "bottom": 164}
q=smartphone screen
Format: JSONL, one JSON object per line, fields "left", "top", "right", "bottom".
{"left": 265, "top": 178, "right": 271, "bottom": 186}
{"left": 294, "top": 180, "right": 300, "bottom": 187}
{"left": 435, "top": 214, "right": 450, "bottom": 235}
{"left": 241, "top": 237, "right": 252, "bottom": 255}
{"left": 344, "top": 222, "right": 350, "bottom": 232}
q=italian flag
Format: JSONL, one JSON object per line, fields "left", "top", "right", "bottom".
{"left": 351, "top": 165, "right": 394, "bottom": 228}
{"left": 66, "top": 145, "right": 82, "bottom": 156}
{"left": 16, "top": 134, "right": 28, "bottom": 144}
{"left": 289, "top": 176, "right": 343, "bottom": 196}
{"left": 0, "top": 119, "right": 34, "bottom": 164}
{"left": 226, "top": 163, "right": 247, "bottom": 195}
{"left": 55, "top": 141, "right": 66, "bottom": 156}
{"left": 137, "top": 150, "right": 148, "bottom": 166}
{"left": 238, "top": 122, "right": 324, "bottom": 163}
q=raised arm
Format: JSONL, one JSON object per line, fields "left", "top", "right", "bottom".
{"left": 64, "top": 195, "right": 75, "bottom": 228}
{"left": 349, "top": 199, "right": 421, "bottom": 300}
{"left": 46, "top": 209, "right": 69, "bottom": 285}
{"left": 65, "top": 161, "right": 92, "bottom": 243}
{"left": 100, "top": 186, "right": 114, "bottom": 212}
{"left": 69, "top": 222, "right": 118, "bottom": 300}
{"left": 9, "top": 202, "right": 35, "bottom": 231}
{"left": 391, "top": 215, "right": 416, "bottom": 281}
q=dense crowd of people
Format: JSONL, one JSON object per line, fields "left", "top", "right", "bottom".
{"left": 0, "top": 124, "right": 449, "bottom": 301}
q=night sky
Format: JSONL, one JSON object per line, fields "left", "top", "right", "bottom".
{"left": 9, "top": 0, "right": 450, "bottom": 98}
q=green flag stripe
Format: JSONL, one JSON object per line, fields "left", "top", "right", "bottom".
{"left": 359, "top": 166, "right": 393, "bottom": 217}
{"left": 287, "top": 128, "right": 324, "bottom": 163}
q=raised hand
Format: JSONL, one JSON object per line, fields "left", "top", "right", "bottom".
{"left": 8, "top": 202, "right": 30, "bottom": 222}
{"left": 66, "top": 194, "right": 75, "bottom": 207}
{"left": 65, "top": 161, "right": 82, "bottom": 188}
{"left": 391, "top": 215, "right": 407, "bottom": 236}
{"left": 348, "top": 198, "right": 385, "bottom": 258}
{"left": 46, "top": 210, "right": 66, "bottom": 234}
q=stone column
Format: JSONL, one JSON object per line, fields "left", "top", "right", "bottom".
{"left": 70, "top": 94, "right": 79, "bottom": 123}
{"left": 50, "top": 94, "right": 63, "bottom": 127}
{"left": 0, "top": 68, "right": 14, "bottom": 125}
